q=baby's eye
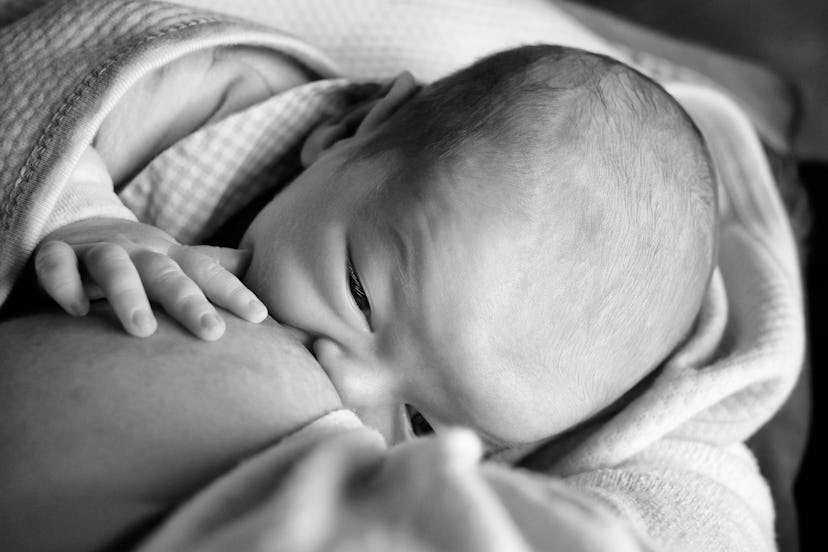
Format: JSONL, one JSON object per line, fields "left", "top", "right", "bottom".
{"left": 406, "top": 405, "right": 434, "bottom": 437}
{"left": 346, "top": 256, "right": 371, "bottom": 322}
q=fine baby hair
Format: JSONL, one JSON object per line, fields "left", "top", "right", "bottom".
{"left": 359, "top": 44, "right": 717, "bottom": 411}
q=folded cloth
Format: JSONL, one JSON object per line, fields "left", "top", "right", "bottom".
{"left": 0, "top": 1, "right": 804, "bottom": 551}
{"left": 138, "top": 411, "right": 647, "bottom": 552}
{"left": 0, "top": 0, "right": 342, "bottom": 305}
{"left": 118, "top": 77, "right": 380, "bottom": 244}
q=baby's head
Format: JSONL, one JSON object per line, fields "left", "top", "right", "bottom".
{"left": 242, "top": 45, "right": 716, "bottom": 450}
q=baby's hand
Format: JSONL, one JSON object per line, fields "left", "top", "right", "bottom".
{"left": 34, "top": 217, "right": 268, "bottom": 340}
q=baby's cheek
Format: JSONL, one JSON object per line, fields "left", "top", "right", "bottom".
{"left": 246, "top": 263, "right": 325, "bottom": 337}
{"left": 240, "top": 223, "right": 345, "bottom": 347}
{"left": 241, "top": 256, "right": 267, "bottom": 302}
{"left": 243, "top": 253, "right": 288, "bottom": 313}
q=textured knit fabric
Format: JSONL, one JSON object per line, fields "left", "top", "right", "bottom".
{"left": 0, "top": 0, "right": 341, "bottom": 304}
{"left": 119, "top": 78, "right": 373, "bottom": 244}
{"left": 0, "top": 2, "right": 804, "bottom": 551}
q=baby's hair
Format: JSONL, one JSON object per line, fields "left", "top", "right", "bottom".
{"left": 364, "top": 45, "right": 717, "bottom": 407}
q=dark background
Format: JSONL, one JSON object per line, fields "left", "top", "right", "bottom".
{"left": 578, "top": 0, "right": 827, "bottom": 160}
{"left": 576, "top": 1, "right": 825, "bottom": 550}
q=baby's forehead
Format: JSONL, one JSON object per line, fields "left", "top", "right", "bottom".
{"left": 361, "top": 131, "right": 647, "bottom": 315}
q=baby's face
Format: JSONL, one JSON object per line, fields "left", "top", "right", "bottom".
{"left": 241, "top": 139, "right": 620, "bottom": 450}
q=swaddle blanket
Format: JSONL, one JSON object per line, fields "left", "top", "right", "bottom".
{"left": 0, "top": 1, "right": 804, "bottom": 551}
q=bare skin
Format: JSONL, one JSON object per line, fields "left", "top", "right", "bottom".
{"left": 0, "top": 304, "right": 340, "bottom": 552}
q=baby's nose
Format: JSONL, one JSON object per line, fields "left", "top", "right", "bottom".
{"left": 313, "top": 336, "right": 409, "bottom": 443}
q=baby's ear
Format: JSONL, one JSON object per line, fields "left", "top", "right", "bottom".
{"left": 301, "top": 72, "right": 419, "bottom": 167}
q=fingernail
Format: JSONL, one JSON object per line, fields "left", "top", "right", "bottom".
{"left": 201, "top": 313, "right": 222, "bottom": 330}
{"left": 132, "top": 310, "right": 154, "bottom": 333}
{"left": 248, "top": 299, "right": 267, "bottom": 320}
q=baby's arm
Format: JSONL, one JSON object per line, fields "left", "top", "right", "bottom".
{"left": 31, "top": 47, "right": 307, "bottom": 339}
{"left": 34, "top": 147, "right": 266, "bottom": 340}
{"left": 0, "top": 302, "right": 341, "bottom": 552}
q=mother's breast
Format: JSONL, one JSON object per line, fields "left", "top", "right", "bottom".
{"left": 0, "top": 303, "right": 340, "bottom": 552}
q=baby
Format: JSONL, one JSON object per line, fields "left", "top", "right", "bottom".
{"left": 35, "top": 44, "right": 717, "bottom": 450}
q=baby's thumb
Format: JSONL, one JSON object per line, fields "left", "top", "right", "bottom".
{"left": 187, "top": 246, "right": 251, "bottom": 276}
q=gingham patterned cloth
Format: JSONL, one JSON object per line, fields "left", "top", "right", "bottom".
{"left": 119, "top": 78, "right": 375, "bottom": 244}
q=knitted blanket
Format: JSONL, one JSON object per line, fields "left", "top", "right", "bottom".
{"left": 0, "top": 1, "right": 804, "bottom": 551}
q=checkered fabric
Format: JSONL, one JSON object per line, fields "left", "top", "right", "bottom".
{"left": 119, "top": 78, "right": 375, "bottom": 244}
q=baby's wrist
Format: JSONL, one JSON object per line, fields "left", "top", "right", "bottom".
{"left": 43, "top": 145, "right": 137, "bottom": 241}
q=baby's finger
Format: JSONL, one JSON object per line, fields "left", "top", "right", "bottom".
{"left": 133, "top": 251, "right": 225, "bottom": 341}
{"left": 172, "top": 246, "right": 267, "bottom": 323}
{"left": 83, "top": 243, "right": 156, "bottom": 337}
{"left": 186, "top": 245, "right": 250, "bottom": 276}
{"left": 34, "top": 240, "right": 89, "bottom": 316}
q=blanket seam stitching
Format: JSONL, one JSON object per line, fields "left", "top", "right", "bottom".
{"left": 1, "top": 16, "right": 222, "bottom": 234}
